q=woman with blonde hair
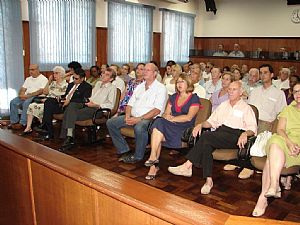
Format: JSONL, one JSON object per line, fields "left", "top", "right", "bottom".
{"left": 145, "top": 73, "right": 200, "bottom": 179}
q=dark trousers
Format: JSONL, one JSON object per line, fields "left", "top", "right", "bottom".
{"left": 186, "top": 125, "right": 244, "bottom": 178}
{"left": 42, "top": 98, "right": 63, "bottom": 137}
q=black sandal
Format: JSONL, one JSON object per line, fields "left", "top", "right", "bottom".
{"left": 145, "top": 166, "right": 160, "bottom": 180}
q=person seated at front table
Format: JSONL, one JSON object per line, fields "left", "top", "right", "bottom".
{"left": 168, "top": 81, "right": 257, "bottom": 195}
{"left": 228, "top": 43, "right": 245, "bottom": 58}
{"left": 252, "top": 82, "right": 300, "bottom": 217}
{"left": 145, "top": 74, "right": 200, "bottom": 180}
{"left": 213, "top": 44, "right": 228, "bottom": 57}
{"left": 21, "top": 66, "right": 68, "bottom": 136}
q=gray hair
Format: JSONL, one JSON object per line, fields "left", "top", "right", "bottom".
{"left": 249, "top": 68, "right": 259, "bottom": 75}
{"left": 280, "top": 67, "right": 291, "bottom": 76}
{"left": 53, "top": 66, "right": 66, "bottom": 77}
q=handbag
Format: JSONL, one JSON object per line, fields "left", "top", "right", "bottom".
{"left": 181, "top": 127, "right": 196, "bottom": 148}
{"left": 238, "top": 136, "right": 256, "bottom": 160}
{"left": 250, "top": 131, "right": 272, "bottom": 157}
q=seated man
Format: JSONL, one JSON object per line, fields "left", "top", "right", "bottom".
{"left": 38, "top": 68, "right": 92, "bottom": 141}
{"left": 9, "top": 64, "right": 48, "bottom": 129}
{"left": 168, "top": 81, "right": 257, "bottom": 195}
{"left": 228, "top": 43, "right": 245, "bottom": 58}
{"left": 106, "top": 63, "right": 168, "bottom": 163}
{"left": 59, "top": 68, "right": 117, "bottom": 151}
{"left": 272, "top": 67, "right": 290, "bottom": 90}
{"left": 213, "top": 44, "right": 228, "bottom": 57}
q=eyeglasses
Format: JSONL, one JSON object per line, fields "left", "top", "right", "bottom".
{"left": 293, "top": 89, "right": 300, "bottom": 95}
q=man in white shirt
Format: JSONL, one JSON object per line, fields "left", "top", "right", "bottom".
{"left": 213, "top": 44, "right": 228, "bottom": 57}
{"left": 9, "top": 64, "right": 48, "bottom": 129}
{"left": 272, "top": 67, "right": 290, "bottom": 90}
{"left": 107, "top": 63, "right": 168, "bottom": 163}
{"left": 228, "top": 43, "right": 245, "bottom": 58}
{"left": 225, "top": 64, "right": 287, "bottom": 179}
{"left": 203, "top": 67, "right": 222, "bottom": 99}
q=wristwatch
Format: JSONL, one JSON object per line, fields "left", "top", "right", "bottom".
{"left": 140, "top": 116, "right": 145, "bottom": 121}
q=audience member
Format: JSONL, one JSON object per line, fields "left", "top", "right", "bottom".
{"left": 190, "top": 71, "right": 206, "bottom": 98}
{"left": 213, "top": 44, "right": 228, "bottom": 57}
{"left": 145, "top": 74, "right": 200, "bottom": 180}
{"left": 106, "top": 63, "right": 168, "bottom": 163}
{"left": 203, "top": 67, "right": 222, "bottom": 99}
{"left": 150, "top": 60, "right": 162, "bottom": 82}
{"left": 168, "top": 81, "right": 257, "bottom": 195}
{"left": 65, "top": 61, "right": 82, "bottom": 82}
{"left": 86, "top": 65, "right": 100, "bottom": 88}
{"left": 232, "top": 68, "right": 242, "bottom": 81}
{"left": 210, "top": 72, "right": 233, "bottom": 111}
{"left": 165, "top": 64, "right": 182, "bottom": 95}
{"left": 252, "top": 82, "right": 300, "bottom": 217}
{"left": 9, "top": 64, "right": 48, "bottom": 129}
{"left": 273, "top": 67, "right": 290, "bottom": 90}
{"left": 119, "top": 64, "right": 131, "bottom": 84}
{"left": 228, "top": 43, "right": 245, "bottom": 58}
{"left": 59, "top": 68, "right": 116, "bottom": 151}
{"left": 118, "top": 63, "right": 145, "bottom": 114}
{"left": 284, "top": 75, "right": 300, "bottom": 105}
{"left": 21, "top": 66, "right": 67, "bottom": 135}
{"left": 202, "top": 62, "right": 213, "bottom": 82}
{"left": 242, "top": 68, "right": 262, "bottom": 98}
{"left": 225, "top": 64, "right": 287, "bottom": 179}
{"left": 110, "top": 64, "right": 126, "bottom": 93}
{"left": 241, "top": 64, "right": 249, "bottom": 82}
{"left": 100, "top": 64, "right": 109, "bottom": 77}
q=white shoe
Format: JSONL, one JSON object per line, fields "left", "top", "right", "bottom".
{"left": 238, "top": 168, "right": 254, "bottom": 179}
{"left": 168, "top": 165, "right": 192, "bottom": 177}
{"left": 200, "top": 182, "right": 213, "bottom": 195}
{"left": 223, "top": 164, "right": 238, "bottom": 171}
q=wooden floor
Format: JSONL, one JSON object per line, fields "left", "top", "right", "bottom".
{"left": 4, "top": 124, "right": 300, "bottom": 223}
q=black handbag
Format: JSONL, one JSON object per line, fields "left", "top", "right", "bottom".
{"left": 181, "top": 127, "right": 196, "bottom": 148}
{"left": 237, "top": 136, "right": 257, "bottom": 161}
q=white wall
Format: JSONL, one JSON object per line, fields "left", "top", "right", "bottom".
{"left": 21, "top": 0, "right": 300, "bottom": 37}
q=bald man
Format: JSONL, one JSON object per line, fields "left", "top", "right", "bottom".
{"left": 107, "top": 63, "right": 168, "bottom": 163}
{"left": 9, "top": 64, "right": 48, "bottom": 129}
{"left": 168, "top": 81, "right": 257, "bottom": 195}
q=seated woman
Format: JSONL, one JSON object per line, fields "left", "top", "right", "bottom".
{"left": 145, "top": 74, "right": 200, "bottom": 180}
{"left": 118, "top": 63, "right": 145, "bottom": 115}
{"left": 21, "top": 66, "right": 68, "bottom": 135}
{"left": 253, "top": 82, "right": 300, "bottom": 217}
{"left": 164, "top": 64, "right": 182, "bottom": 95}
{"left": 283, "top": 75, "right": 300, "bottom": 105}
{"left": 210, "top": 72, "right": 233, "bottom": 111}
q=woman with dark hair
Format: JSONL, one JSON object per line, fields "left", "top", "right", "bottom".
{"left": 86, "top": 66, "right": 100, "bottom": 88}
{"left": 145, "top": 74, "right": 200, "bottom": 180}
{"left": 283, "top": 75, "right": 300, "bottom": 105}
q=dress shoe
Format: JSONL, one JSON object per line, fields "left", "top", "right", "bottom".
{"left": 34, "top": 125, "right": 48, "bottom": 135}
{"left": 59, "top": 136, "right": 75, "bottom": 151}
{"left": 238, "top": 168, "right": 254, "bottom": 179}
{"left": 35, "top": 134, "right": 53, "bottom": 141}
{"left": 200, "top": 181, "right": 213, "bottom": 195}
{"left": 223, "top": 164, "right": 238, "bottom": 171}
{"left": 117, "top": 151, "right": 132, "bottom": 162}
{"left": 168, "top": 164, "right": 192, "bottom": 177}
{"left": 19, "top": 129, "right": 33, "bottom": 136}
{"left": 121, "top": 154, "right": 141, "bottom": 164}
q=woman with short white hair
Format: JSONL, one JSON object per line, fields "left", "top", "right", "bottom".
{"left": 20, "top": 66, "right": 68, "bottom": 135}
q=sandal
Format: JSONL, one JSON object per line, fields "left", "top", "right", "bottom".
{"left": 144, "top": 159, "right": 159, "bottom": 167}
{"left": 145, "top": 166, "right": 160, "bottom": 180}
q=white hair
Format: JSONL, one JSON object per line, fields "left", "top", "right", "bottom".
{"left": 53, "top": 66, "right": 66, "bottom": 77}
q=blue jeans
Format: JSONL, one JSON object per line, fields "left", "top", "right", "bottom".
{"left": 9, "top": 96, "right": 34, "bottom": 125}
{"left": 106, "top": 115, "right": 150, "bottom": 160}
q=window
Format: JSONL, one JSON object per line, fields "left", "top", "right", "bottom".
{"left": 0, "top": 0, "right": 24, "bottom": 116}
{"left": 28, "top": 0, "right": 96, "bottom": 70}
{"left": 108, "top": 1, "right": 154, "bottom": 65}
{"left": 161, "top": 9, "right": 195, "bottom": 66}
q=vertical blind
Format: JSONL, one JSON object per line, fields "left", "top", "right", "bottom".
{"left": 0, "top": 0, "right": 24, "bottom": 116}
{"left": 28, "top": 0, "right": 96, "bottom": 70}
{"left": 108, "top": 1, "right": 153, "bottom": 65}
{"left": 161, "top": 9, "right": 195, "bottom": 66}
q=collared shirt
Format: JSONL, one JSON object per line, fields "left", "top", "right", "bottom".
{"left": 272, "top": 79, "right": 290, "bottom": 90}
{"left": 203, "top": 79, "right": 222, "bottom": 99}
{"left": 90, "top": 81, "right": 117, "bottom": 109}
{"left": 213, "top": 51, "right": 228, "bottom": 57}
{"left": 228, "top": 50, "right": 245, "bottom": 58}
{"left": 193, "top": 83, "right": 206, "bottom": 98}
{"left": 128, "top": 79, "right": 168, "bottom": 117}
{"left": 164, "top": 77, "right": 176, "bottom": 95}
{"left": 207, "top": 99, "right": 257, "bottom": 134}
{"left": 248, "top": 85, "right": 287, "bottom": 122}
{"left": 112, "top": 76, "right": 125, "bottom": 93}
{"left": 23, "top": 74, "right": 48, "bottom": 95}
{"left": 242, "top": 80, "right": 262, "bottom": 97}
{"left": 66, "top": 84, "right": 79, "bottom": 100}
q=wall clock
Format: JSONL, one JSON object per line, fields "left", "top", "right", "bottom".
{"left": 291, "top": 9, "right": 300, "bottom": 23}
